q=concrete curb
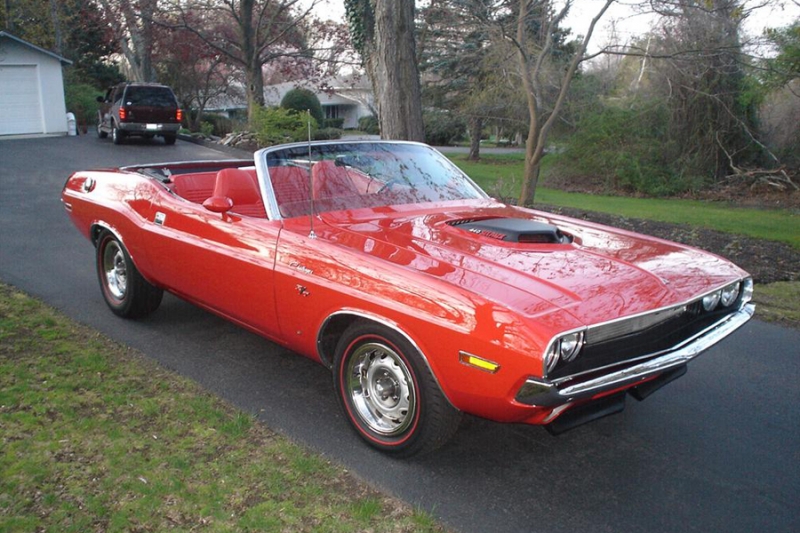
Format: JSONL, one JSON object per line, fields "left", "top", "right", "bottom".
{"left": 177, "top": 133, "right": 253, "bottom": 160}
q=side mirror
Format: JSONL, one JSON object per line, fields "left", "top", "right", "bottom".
{"left": 96, "top": 96, "right": 105, "bottom": 103}
{"left": 202, "top": 195, "right": 233, "bottom": 214}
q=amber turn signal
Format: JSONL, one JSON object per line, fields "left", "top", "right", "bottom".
{"left": 459, "top": 352, "right": 501, "bottom": 374}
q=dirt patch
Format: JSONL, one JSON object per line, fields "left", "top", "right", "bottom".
{"left": 537, "top": 204, "right": 800, "bottom": 284}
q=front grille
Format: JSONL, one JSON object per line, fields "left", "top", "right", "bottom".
{"left": 548, "top": 298, "right": 741, "bottom": 380}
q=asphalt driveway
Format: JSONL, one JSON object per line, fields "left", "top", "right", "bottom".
{"left": 1, "top": 134, "right": 798, "bottom": 533}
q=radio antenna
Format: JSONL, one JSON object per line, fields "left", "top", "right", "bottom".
{"left": 307, "top": 109, "right": 316, "bottom": 239}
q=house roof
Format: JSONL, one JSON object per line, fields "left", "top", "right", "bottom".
{"left": 0, "top": 31, "right": 73, "bottom": 65}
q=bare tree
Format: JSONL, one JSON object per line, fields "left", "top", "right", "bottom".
{"left": 162, "top": 0, "right": 318, "bottom": 123}
{"left": 97, "top": 0, "right": 157, "bottom": 82}
{"left": 345, "top": 0, "right": 425, "bottom": 141}
{"left": 495, "top": 0, "right": 615, "bottom": 205}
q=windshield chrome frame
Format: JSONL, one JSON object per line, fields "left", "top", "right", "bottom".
{"left": 254, "top": 140, "right": 489, "bottom": 221}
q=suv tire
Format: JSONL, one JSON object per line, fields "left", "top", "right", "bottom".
{"left": 112, "top": 125, "right": 125, "bottom": 145}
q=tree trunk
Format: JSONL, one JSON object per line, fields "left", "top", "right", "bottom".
{"left": 364, "top": 0, "right": 425, "bottom": 141}
{"left": 246, "top": 61, "right": 265, "bottom": 124}
{"left": 468, "top": 117, "right": 482, "bottom": 160}
{"left": 513, "top": 0, "right": 613, "bottom": 206}
{"left": 49, "top": 0, "right": 62, "bottom": 55}
{"left": 103, "top": 0, "right": 156, "bottom": 82}
{"left": 239, "top": 0, "right": 265, "bottom": 124}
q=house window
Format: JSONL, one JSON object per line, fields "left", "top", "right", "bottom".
{"left": 325, "top": 105, "right": 340, "bottom": 119}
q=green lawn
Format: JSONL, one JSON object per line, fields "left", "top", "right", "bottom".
{"left": 0, "top": 285, "right": 444, "bottom": 533}
{"left": 447, "top": 153, "right": 800, "bottom": 249}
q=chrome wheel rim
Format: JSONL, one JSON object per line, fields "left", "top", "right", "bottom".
{"left": 345, "top": 342, "right": 416, "bottom": 437}
{"left": 102, "top": 241, "right": 127, "bottom": 300}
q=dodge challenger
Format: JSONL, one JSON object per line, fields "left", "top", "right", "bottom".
{"left": 61, "top": 141, "right": 755, "bottom": 456}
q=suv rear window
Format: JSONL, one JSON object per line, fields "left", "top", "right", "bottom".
{"left": 124, "top": 87, "right": 177, "bottom": 107}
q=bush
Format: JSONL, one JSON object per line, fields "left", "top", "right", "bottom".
{"left": 199, "top": 121, "right": 214, "bottom": 137}
{"left": 423, "top": 110, "right": 467, "bottom": 146}
{"left": 280, "top": 88, "right": 324, "bottom": 125}
{"left": 554, "top": 104, "right": 705, "bottom": 196}
{"left": 251, "top": 106, "right": 317, "bottom": 146}
{"left": 64, "top": 82, "right": 102, "bottom": 131}
{"left": 323, "top": 117, "right": 345, "bottom": 129}
{"left": 313, "top": 128, "right": 343, "bottom": 141}
{"left": 201, "top": 113, "right": 234, "bottom": 136}
{"left": 358, "top": 115, "right": 380, "bottom": 135}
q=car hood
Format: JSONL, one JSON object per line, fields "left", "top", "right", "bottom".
{"left": 318, "top": 200, "right": 747, "bottom": 326}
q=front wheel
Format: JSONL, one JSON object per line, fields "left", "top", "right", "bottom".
{"left": 333, "top": 322, "right": 461, "bottom": 457}
{"left": 97, "top": 113, "right": 108, "bottom": 138}
{"left": 96, "top": 231, "right": 163, "bottom": 318}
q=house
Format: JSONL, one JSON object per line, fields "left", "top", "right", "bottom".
{"left": 0, "top": 32, "right": 73, "bottom": 136}
{"left": 263, "top": 77, "right": 374, "bottom": 129}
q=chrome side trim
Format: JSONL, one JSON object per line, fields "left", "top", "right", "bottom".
{"left": 516, "top": 304, "right": 755, "bottom": 407}
{"left": 119, "top": 159, "right": 252, "bottom": 172}
{"left": 316, "top": 309, "right": 457, "bottom": 408}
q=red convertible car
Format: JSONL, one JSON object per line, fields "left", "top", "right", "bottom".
{"left": 62, "top": 141, "right": 754, "bottom": 456}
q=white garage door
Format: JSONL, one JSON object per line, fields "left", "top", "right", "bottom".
{"left": 0, "top": 65, "right": 43, "bottom": 135}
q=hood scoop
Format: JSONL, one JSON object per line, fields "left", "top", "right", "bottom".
{"left": 449, "top": 217, "right": 572, "bottom": 244}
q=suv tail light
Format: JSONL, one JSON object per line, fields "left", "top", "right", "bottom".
{"left": 176, "top": 109, "right": 183, "bottom": 122}
{"left": 119, "top": 107, "right": 128, "bottom": 121}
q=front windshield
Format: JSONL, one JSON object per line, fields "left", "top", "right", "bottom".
{"left": 262, "top": 142, "right": 487, "bottom": 218}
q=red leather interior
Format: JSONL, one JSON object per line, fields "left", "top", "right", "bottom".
{"left": 269, "top": 166, "right": 311, "bottom": 217}
{"left": 209, "top": 168, "right": 266, "bottom": 218}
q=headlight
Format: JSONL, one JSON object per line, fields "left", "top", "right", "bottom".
{"left": 741, "top": 277, "right": 753, "bottom": 304}
{"left": 559, "top": 331, "right": 584, "bottom": 362}
{"left": 544, "top": 343, "right": 560, "bottom": 374}
{"left": 720, "top": 282, "right": 740, "bottom": 307}
{"left": 543, "top": 331, "right": 585, "bottom": 375}
{"left": 702, "top": 290, "right": 721, "bottom": 311}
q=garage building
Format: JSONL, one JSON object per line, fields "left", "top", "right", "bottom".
{"left": 0, "top": 32, "right": 72, "bottom": 136}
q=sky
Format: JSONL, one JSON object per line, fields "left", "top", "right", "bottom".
{"left": 307, "top": 0, "right": 800, "bottom": 54}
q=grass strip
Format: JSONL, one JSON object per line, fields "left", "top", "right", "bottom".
{"left": 448, "top": 154, "right": 800, "bottom": 249}
{"left": 0, "top": 284, "right": 445, "bottom": 533}
{"left": 751, "top": 281, "right": 800, "bottom": 328}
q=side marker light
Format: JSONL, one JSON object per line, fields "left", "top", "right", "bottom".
{"left": 459, "top": 352, "right": 501, "bottom": 374}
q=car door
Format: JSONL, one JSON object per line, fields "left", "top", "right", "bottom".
{"left": 98, "top": 87, "right": 114, "bottom": 129}
{"left": 144, "top": 191, "right": 282, "bottom": 341}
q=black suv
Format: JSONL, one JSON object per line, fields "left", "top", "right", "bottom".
{"left": 97, "top": 83, "right": 182, "bottom": 145}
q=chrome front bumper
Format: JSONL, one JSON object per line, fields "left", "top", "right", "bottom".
{"left": 515, "top": 304, "right": 755, "bottom": 407}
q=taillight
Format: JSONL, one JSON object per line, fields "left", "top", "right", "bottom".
{"left": 119, "top": 107, "right": 127, "bottom": 121}
{"left": 176, "top": 109, "right": 183, "bottom": 122}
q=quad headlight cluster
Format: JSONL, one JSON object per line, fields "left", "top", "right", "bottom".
{"left": 543, "top": 330, "right": 585, "bottom": 375}
{"left": 702, "top": 278, "right": 752, "bottom": 312}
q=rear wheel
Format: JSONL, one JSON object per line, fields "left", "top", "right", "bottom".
{"left": 333, "top": 322, "right": 461, "bottom": 457}
{"left": 111, "top": 125, "right": 125, "bottom": 145}
{"left": 163, "top": 134, "right": 176, "bottom": 145}
{"left": 96, "top": 231, "right": 162, "bottom": 318}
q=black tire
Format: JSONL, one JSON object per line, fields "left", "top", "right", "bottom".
{"left": 96, "top": 231, "right": 163, "bottom": 318}
{"left": 333, "top": 322, "right": 461, "bottom": 457}
{"left": 163, "top": 134, "right": 177, "bottom": 145}
{"left": 111, "top": 125, "right": 125, "bottom": 145}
